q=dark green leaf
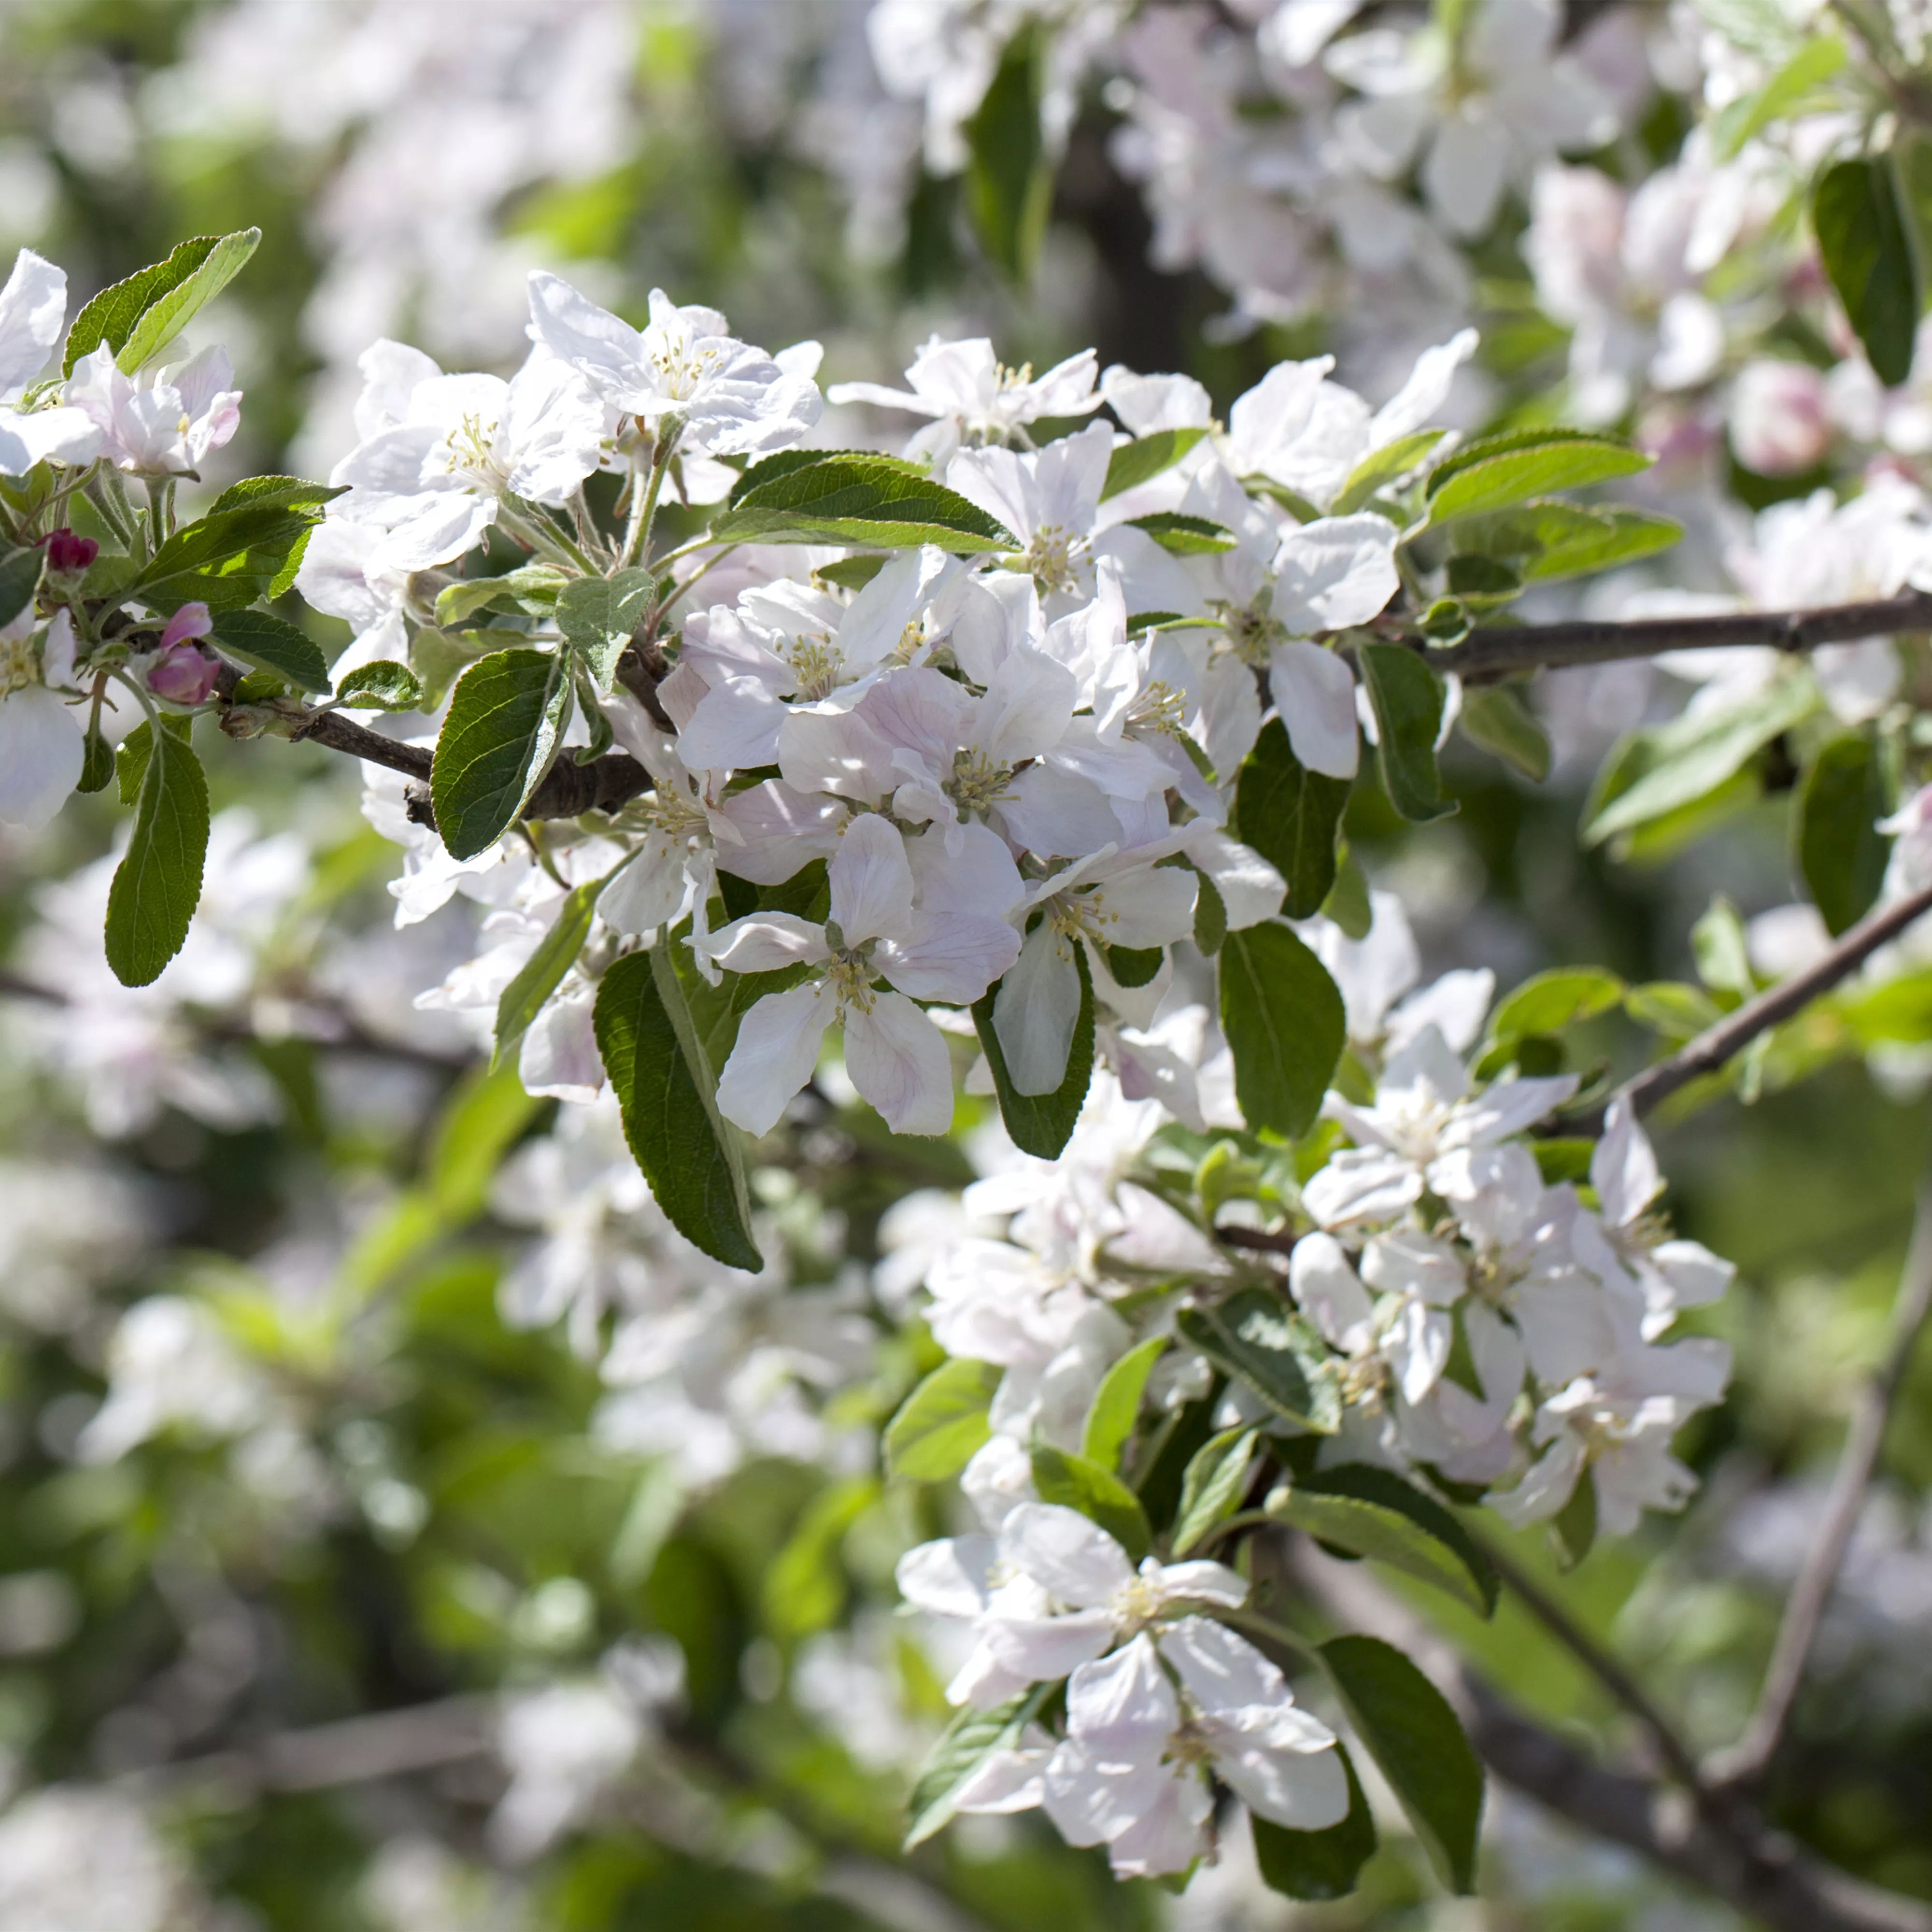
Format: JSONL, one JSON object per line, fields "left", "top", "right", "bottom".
{"left": 133, "top": 503, "right": 322, "bottom": 612}
{"left": 1126, "top": 512, "right": 1235, "bottom": 555}
{"left": 1193, "top": 869, "right": 1227, "bottom": 954}
{"left": 1235, "top": 719, "right": 1350, "bottom": 919}
{"left": 1322, "top": 1634, "right": 1484, "bottom": 1893}
{"left": 1797, "top": 731, "right": 1891, "bottom": 935}
{"left": 885, "top": 1358, "right": 1002, "bottom": 1480}
{"left": 1251, "top": 1745, "right": 1378, "bottom": 1900}
{"left": 494, "top": 864, "right": 621, "bottom": 1065}
{"left": 1106, "top": 943, "right": 1164, "bottom": 987}
{"left": 906, "top": 1686, "right": 1050, "bottom": 1849}
{"left": 1031, "top": 1444, "right": 1154, "bottom": 1561}
{"left": 77, "top": 718, "right": 114, "bottom": 794}
{"left": 1550, "top": 1466, "right": 1598, "bottom": 1568}
{"left": 972, "top": 941, "right": 1094, "bottom": 1158}
{"left": 1171, "top": 1426, "right": 1256, "bottom": 1555}
{"left": 104, "top": 721, "right": 209, "bottom": 988}
{"left": 1424, "top": 429, "right": 1649, "bottom": 523}
{"left": 964, "top": 22, "right": 1051, "bottom": 282}
{"left": 708, "top": 456, "right": 1015, "bottom": 552}
{"left": 1490, "top": 967, "right": 1624, "bottom": 1042}
{"left": 209, "top": 475, "right": 346, "bottom": 516}
{"left": 336, "top": 659, "right": 426, "bottom": 711}
{"left": 117, "top": 227, "right": 260, "bottom": 373}
{"left": 1815, "top": 156, "right": 1919, "bottom": 388}
{"left": 1218, "top": 922, "right": 1346, "bottom": 1139}
{"left": 592, "top": 946, "right": 761, "bottom": 1270}
{"left": 208, "top": 610, "right": 330, "bottom": 695}
{"left": 1332, "top": 429, "right": 1447, "bottom": 516}
{"left": 113, "top": 713, "right": 189, "bottom": 805}
{"left": 1102, "top": 427, "right": 1208, "bottom": 500}
{"left": 1360, "top": 642, "right": 1454, "bottom": 823}
{"left": 430, "top": 648, "right": 571, "bottom": 859}
{"left": 813, "top": 554, "right": 891, "bottom": 592}
{"left": 1458, "top": 685, "right": 1551, "bottom": 782}
{"left": 0, "top": 546, "right": 41, "bottom": 629}
{"left": 1584, "top": 675, "right": 1817, "bottom": 846}
{"left": 1177, "top": 1287, "right": 1340, "bottom": 1433}
{"left": 556, "top": 567, "right": 656, "bottom": 693}
{"left": 1081, "top": 1336, "right": 1167, "bottom": 1471}
{"left": 1268, "top": 1467, "right": 1498, "bottom": 1616}
{"left": 64, "top": 235, "right": 221, "bottom": 374}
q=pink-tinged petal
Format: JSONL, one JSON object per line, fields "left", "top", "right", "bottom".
{"left": 828, "top": 812, "right": 915, "bottom": 947}
{"left": 517, "top": 987, "right": 603, "bottom": 1103}
{"left": 597, "top": 833, "right": 696, "bottom": 936}
{"left": 978, "top": 646, "right": 1078, "bottom": 765}
{"left": 715, "top": 980, "right": 837, "bottom": 1135}
{"left": 158, "top": 602, "right": 212, "bottom": 650}
{"left": 0, "top": 684, "right": 83, "bottom": 828}
{"left": 842, "top": 988, "right": 954, "bottom": 1135}
{"left": 677, "top": 672, "right": 787, "bottom": 772}
{"left": 992, "top": 921, "right": 1082, "bottom": 1096}
{"left": 778, "top": 705, "right": 900, "bottom": 805}
{"left": 710, "top": 781, "right": 844, "bottom": 885}
{"left": 877, "top": 911, "right": 1021, "bottom": 1006}
{"left": 905, "top": 820, "right": 1023, "bottom": 920}
{"left": 698, "top": 913, "right": 829, "bottom": 976}
{"left": 1268, "top": 638, "right": 1360, "bottom": 779}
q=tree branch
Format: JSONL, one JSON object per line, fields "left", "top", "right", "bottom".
{"left": 1427, "top": 591, "right": 1932, "bottom": 686}
{"left": 1705, "top": 1148, "right": 1932, "bottom": 1789}
{"left": 1564, "top": 879, "right": 1932, "bottom": 1134}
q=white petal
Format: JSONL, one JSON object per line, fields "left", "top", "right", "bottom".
{"left": 895, "top": 1534, "right": 999, "bottom": 1619}
{"left": 0, "top": 248, "right": 66, "bottom": 395}
{"left": 714, "top": 980, "right": 837, "bottom": 1135}
{"left": 843, "top": 988, "right": 955, "bottom": 1135}
{"left": 1272, "top": 516, "right": 1399, "bottom": 634}
{"left": 998, "top": 1503, "right": 1135, "bottom": 1609}
{"left": 877, "top": 911, "right": 1022, "bottom": 1006}
{"left": 1156, "top": 1618, "right": 1286, "bottom": 1720}
{"left": 1213, "top": 1730, "right": 1351, "bottom": 1831}
{"left": 1269, "top": 639, "right": 1361, "bottom": 779}
{"left": 526, "top": 270, "right": 649, "bottom": 411}
{"left": 1591, "top": 1097, "right": 1660, "bottom": 1230}
{"left": 1063, "top": 1633, "right": 1178, "bottom": 1753}
{"left": 0, "top": 684, "right": 83, "bottom": 827}
{"left": 992, "top": 921, "right": 1082, "bottom": 1096}
{"left": 698, "top": 913, "right": 830, "bottom": 976}
{"left": 0, "top": 404, "right": 101, "bottom": 474}
{"left": 828, "top": 811, "right": 916, "bottom": 948}
{"left": 1289, "top": 1232, "right": 1375, "bottom": 1350}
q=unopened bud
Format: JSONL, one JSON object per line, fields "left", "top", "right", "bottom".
{"left": 158, "top": 601, "right": 213, "bottom": 651}
{"left": 42, "top": 528, "right": 98, "bottom": 574}
{"left": 148, "top": 642, "right": 220, "bottom": 705}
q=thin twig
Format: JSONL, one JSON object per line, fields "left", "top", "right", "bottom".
{"left": 1425, "top": 590, "right": 1932, "bottom": 686}
{"left": 1705, "top": 1151, "right": 1932, "bottom": 1788}
{"left": 1565, "top": 880, "right": 1932, "bottom": 1134}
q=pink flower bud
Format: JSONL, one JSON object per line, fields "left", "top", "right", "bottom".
{"left": 158, "top": 602, "right": 213, "bottom": 651}
{"left": 41, "top": 528, "right": 98, "bottom": 574}
{"left": 1728, "top": 360, "right": 1831, "bottom": 477}
{"left": 147, "top": 642, "right": 220, "bottom": 705}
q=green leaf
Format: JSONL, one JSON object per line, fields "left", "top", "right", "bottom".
{"left": 1626, "top": 979, "right": 1725, "bottom": 1040}
{"left": 1359, "top": 642, "right": 1454, "bottom": 823}
{"left": 207, "top": 610, "right": 330, "bottom": 695}
{"left": 1177, "top": 1287, "right": 1340, "bottom": 1433}
{"left": 336, "top": 659, "right": 426, "bottom": 711}
{"left": 764, "top": 1475, "right": 878, "bottom": 1644}
{"left": 592, "top": 946, "right": 761, "bottom": 1270}
{"left": 1267, "top": 1467, "right": 1498, "bottom": 1616}
{"left": 1106, "top": 943, "right": 1164, "bottom": 987}
{"left": 1321, "top": 1634, "right": 1484, "bottom": 1894}
{"left": 1331, "top": 429, "right": 1447, "bottom": 516}
{"left": 1692, "top": 893, "right": 1755, "bottom": 1001}
{"left": 556, "top": 567, "right": 656, "bottom": 694}
{"left": 1712, "top": 33, "right": 1844, "bottom": 158}
{"left": 1193, "top": 869, "right": 1227, "bottom": 954}
{"left": 1235, "top": 719, "right": 1351, "bottom": 919}
{"left": 1321, "top": 847, "right": 1372, "bottom": 938}
{"left": 1584, "top": 675, "right": 1817, "bottom": 846}
{"left": 972, "top": 941, "right": 1094, "bottom": 1158}
{"left": 708, "top": 455, "right": 1016, "bottom": 552}
{"left": 1550, "top": 1466, "right": 1597, "bottom": 1568}
{"left": 0, "top": 546, "right": 41, "bottom": 629}
{"left": 133, "top": 503, "right": 322, "bottom": 612}
{"left": 493, "top": 864, "right": 621, "bottom": 1066}
{"left": 430, "top": 648, "right": 571, "bottom": 860}
{"left": 1490, "top": 967, "right": 1624, "bottom": 1042}
{"left": 104, "top": 720, "right": 209, "bottom": 988}
{"left": 424, "top": 1059, "right": 542, "bottom": 1221}
{"left": 1458, "top": 684, "right": 1551, "bottom": 782}
{"left": 1081, "top": 1336, "right": 1167, "bottom": 1472}
{"left": 64, "top": 236, "right": 223, "bottom": 374}
{"left": 433, "top": 563, "right": 571, "bottom": 626}
{"left": 1219, "top": 922, "right": 1347, "bottom": 1139}
{"left": 1102, "top": 427, "right": 1208, "bottom": 501}
{"left": 1815, "top": 157, "right": 1919, "bottom": 388}
{"left": 1171, "top": 1426, "right": 1256, "bottom": 1555}
{"left": 1692, "top": 0, "right": 1799, "bottom": 59}
{"left": 113, "top": 713, "right": 188, "bottom": 806}
{"left": 1251, "top": 1744, "right": 1378, "bottom": 1901}
{"left": 77, "top": 719, "right": 114, "bottom": 795}
{"left": 1797, "top": 732, "right": 1891, "bottom": 935}
{"left": 906, "top": 1686, "right": 1051, "bottom": 1849}
{"left": 1031, "top": 1443, "right": 1154, "bottom": 1561}
{"left": 885, "top": 1358, "right": 1002, "bottom": 1480}
{"left": 209, "top": 475, "right": 346, "bottom": 517}
{"left": 116, "top": 228, "right": 260, "bottom": 373}
{"left": 1449, "top": 499, "right": 1681, "bottom": 584}
{"left": 1424, "top": 429, "right": 1649, "bottom": 524}
{"left": 1126, "top": 511, "right": 1235, "bottom": 555}
{"left": 963, "top": 21, "right": 1051, "bottom": 282}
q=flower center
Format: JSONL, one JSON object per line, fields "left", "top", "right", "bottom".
{"left": 825, "top": 947, "right": 877, "bottom": 1014}
{"left": 0, "top": 629, "right": 40, "bottom": 697}
{"left": 1024, "top": 523, "right": 1088, "bottom": 597}
{"left": 1129, "top": 679, "right": 1187, "bottom": 738}
{"left": 947, "top": 749, "right": 1016, "bottom": 816}
{"left": 786, "top": 634, "right": 844, "bottom": 700}
{"left": 1215, "top": 598, "right": 1284, "bottom": 667}
{"left": 647, "top": 329, "right": 724, "bottom": 400}
{"left": 442, "top": 411, "right": 509, "bottom": 490}
{"left": 1047, "top": 888, "right": 1119, "bottom": 947}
